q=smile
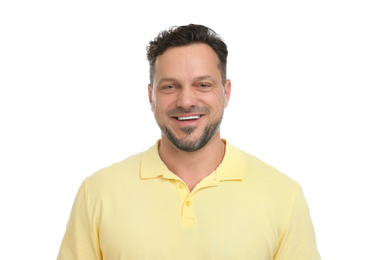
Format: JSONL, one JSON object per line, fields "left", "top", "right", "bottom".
{"left": 176, "top": 115, "right": 202, "bottom": 121}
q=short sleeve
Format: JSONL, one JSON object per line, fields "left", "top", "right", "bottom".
{"left": 57, "top": 182, "right": 102, "bottom": 260}
{"left": 274, "top": 184, "right": 321, "bottom": 260}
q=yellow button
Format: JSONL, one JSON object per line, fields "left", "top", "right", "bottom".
{"left": 186, "top": 201, "right": 191, "bottom": 206}
{"left": 179, "top": 183, "right": 184, "bottom": 189}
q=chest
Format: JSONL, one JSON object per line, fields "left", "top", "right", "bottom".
{"left": 95, "top": 180, "right": 283, "bottom": 259}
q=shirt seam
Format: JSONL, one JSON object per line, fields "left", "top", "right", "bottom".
{"left": 274, "top": 182, "right": 299, "bottom": 257}
{"left": 83, "top": 180, "right": 102, "bottom": 260}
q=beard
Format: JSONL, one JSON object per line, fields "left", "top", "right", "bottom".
{"left": 157, "top": 106, "right": 224, "bottom": 152}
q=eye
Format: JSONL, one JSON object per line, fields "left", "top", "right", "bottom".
{"left": 160, "top": 84, "right": 175, "bottom": 90}
{"left": 159, "top": 84, "right": 178, "bottom": 93}
{"left": 163, "top": 85, "right": 177, "bottom": 91}
{"left": 196, "top": 82, "right": 212, "bottom": 92}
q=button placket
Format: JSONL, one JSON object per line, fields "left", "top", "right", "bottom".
{"left": 175, "top": 180, "right": 189, "bottom": 203}
{"left": 180, "top": 190, "right": 197, "bottom": 228}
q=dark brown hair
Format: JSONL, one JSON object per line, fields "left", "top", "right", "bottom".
{"left": 146, "top": 24, "right": 228, "bottom": 85}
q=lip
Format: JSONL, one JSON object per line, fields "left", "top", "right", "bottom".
{"left": 171, "top": 114, "right": 204, "bottom": 127}
{"left": 173, "top": 113, "right": 203, "bottom": 118}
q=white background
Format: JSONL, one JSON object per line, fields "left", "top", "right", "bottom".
{"left": 1, "top": 0, "right": 374, "bottom": 259}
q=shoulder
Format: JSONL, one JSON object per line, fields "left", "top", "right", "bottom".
{"left": 83, "top": 151, "right": 144, "bottom": 191}
{"left": 230, "top": 143, "right": 299, "bottom": 197}
{"left": 243, "top": 150, "right": 295, "bottom": 183}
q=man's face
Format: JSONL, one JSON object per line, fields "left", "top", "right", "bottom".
{"left": 148, "top": 43, "right": 231, "bottom": 152}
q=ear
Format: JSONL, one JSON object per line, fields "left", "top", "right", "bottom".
{"left": 148, "top": 84, "right": 154, "bottom": 111}
{"left": 224, "top": 79, "right": 231, "bottom": 108}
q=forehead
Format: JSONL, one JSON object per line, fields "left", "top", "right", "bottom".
{"left": 153, "top": 43, "right": 221, "bottom": 83}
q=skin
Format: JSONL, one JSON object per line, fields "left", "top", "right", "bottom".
{"left": 148, "top": 43, "right": 231, "bottom": 191}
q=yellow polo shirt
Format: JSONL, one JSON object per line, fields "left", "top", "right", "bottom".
{"left": 57, "top": 140, "right": 320, "bottom": 259}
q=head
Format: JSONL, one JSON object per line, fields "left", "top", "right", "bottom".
{"left": 146, "top": 25, "right": 231, "bottom": 152}
{"left": 147, "top": 24, "right": 228, "bottom": 86}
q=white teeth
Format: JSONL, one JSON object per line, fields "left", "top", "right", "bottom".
{"left": 177, "top": 115, "right": 201, "bottom": 121}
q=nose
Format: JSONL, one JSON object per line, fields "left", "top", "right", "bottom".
{"left": 176, "top": 86, "right": 198, "bottom": 109}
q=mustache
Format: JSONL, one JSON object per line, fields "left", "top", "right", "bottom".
{"left": 167, "top": 106, "right": 210, "bottom": 116}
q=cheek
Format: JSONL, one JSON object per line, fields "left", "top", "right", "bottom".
{"left": 153, "top": 101, "right": 168, "bottom": 119}
{"left": 205, "top": 94, "right": 225, "bottom": 109}
{"left": 154, "top": 96, "right": 174, "bottom": 111}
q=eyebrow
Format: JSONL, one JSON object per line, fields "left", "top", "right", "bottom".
{"left": 158, "top": 77, "right": 179, "bottom": 84}
{"left": 194, "top": 75, "right": 216, "bottom": 82}
{"left": 158, "top": 75, "right": 216, "bottom": 84}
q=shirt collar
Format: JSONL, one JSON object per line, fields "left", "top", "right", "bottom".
{"left": 140, "top": 139, "right": 244, "bottom": 181}
{"left": 216, "top": 139, "right": 244, "bottom": 181}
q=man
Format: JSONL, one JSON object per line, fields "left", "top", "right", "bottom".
{"left": 58, "top": 24, "right": 320, "bottom": 259}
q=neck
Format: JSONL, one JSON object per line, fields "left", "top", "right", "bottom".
{"left": 158, "top": 132, "right": 225, "bottom": 191}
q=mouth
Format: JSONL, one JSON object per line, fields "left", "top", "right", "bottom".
{"left": 176, "top": 115, "right": 202, "bottom": 121}
{"left": 169, "top": 114, "right": 204, "bottom": 135}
